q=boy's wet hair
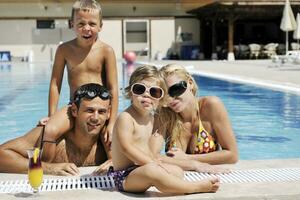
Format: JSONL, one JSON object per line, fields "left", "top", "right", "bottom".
{"left": 73, "top": 83, "right": 111, "bottom": 108}
{"left": 71, "top": 0, "right": 103, "bottom": 27}
{"left": 124, "top": 65, "right": 166, "bottom": 99}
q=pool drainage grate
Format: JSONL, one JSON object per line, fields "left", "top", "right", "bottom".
{"left": 185, "top": 167, "right": 300, "bottom": 183}
{"left": 0, "top": 175, "right": 115, "bottom": 194}
{"left": 1, "top": 168, "right": 300, "bottom": 194}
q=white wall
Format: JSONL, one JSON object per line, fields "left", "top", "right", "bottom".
{"left": 0, "top": 18, "right": 199, "bottom": 61}
{"left": 0, "top": 20, "right": 35, "bottom": 44}
{"left": 151, "top": 19, "right": 175, "bottom": 59}
{"left": 0, "top": 19, "right": 122, "bottom": 61}
{"left": 99, "top": 20, "right": 123, "bottom": 60}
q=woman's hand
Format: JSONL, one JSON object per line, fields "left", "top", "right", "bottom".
{"left": 192, "top": 161, "right": 230, "bottom": 174}
{"left": 166, "top": 147, "right": 188, "bottom": 160}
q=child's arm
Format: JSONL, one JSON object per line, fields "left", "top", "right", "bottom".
{"left": 115, "top": 113, "right": 155, "bottom": 165}
{"left": 92, "top": 127, "right": 113, "bottom": 175}
{"left": 48, "top": 45, "right": 66, "bottom": 116}
{"left": 103, "top": 46, "right": 118, "bottom": 143}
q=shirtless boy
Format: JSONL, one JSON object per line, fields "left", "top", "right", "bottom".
{"left": 0, "top": 83, "right": 112, "bottom": 175}
{"left": 42, "top": 0, "right": 118, "bottom": 161}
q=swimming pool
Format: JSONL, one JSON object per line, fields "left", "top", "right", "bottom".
{"left": 0, "top": 62, "right": 300, "bottom": 160}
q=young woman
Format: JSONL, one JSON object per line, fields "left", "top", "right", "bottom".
{"left": 158, "top": 64, "right": 238, "bottom": 165}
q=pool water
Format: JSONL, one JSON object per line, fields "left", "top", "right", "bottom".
{"left": 194, "top": 76, "right": 300, "bottom": 160}
{"left": 0, "top": 62, "right": 300, "bottom": 160}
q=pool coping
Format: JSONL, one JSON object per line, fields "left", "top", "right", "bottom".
{"left": 137, "top": 60, "right": 300, "bottom": 95}
{"left": 190, "top": 69, "right": 300, "bottom": 95}
{"left": 0, "top": 159, "right": 299, "bottom": 199}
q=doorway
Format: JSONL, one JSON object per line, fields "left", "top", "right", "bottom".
{"left": 123, "top": 19, "right": 150, "bottom": 59}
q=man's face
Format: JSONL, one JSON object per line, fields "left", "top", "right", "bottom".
{"left": 72, "top": 9, "right": 101, "bottom": 44}
{"left": 73, "top": 97, "right": 110, "bottom": 136}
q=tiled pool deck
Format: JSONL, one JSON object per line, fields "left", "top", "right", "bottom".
{"left": 0, "top": 59, "right": 300, "bottom": 199}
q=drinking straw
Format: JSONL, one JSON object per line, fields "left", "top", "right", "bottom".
{"left": 39, "top": 125, "right": 46, "bottom": 150}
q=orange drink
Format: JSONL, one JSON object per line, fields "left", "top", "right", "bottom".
{"left": 27, "top": 148, "right": 43, "bottom": 193}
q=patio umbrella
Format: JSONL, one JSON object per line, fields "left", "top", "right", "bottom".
{"left": 293, "top": 13, "right": 300, "bottom": 44}
{"left": 280, "top": 0, "right": 296, "bottom": 53}
{"left": 176, "top": 25, "right": 182, "bottom": 42}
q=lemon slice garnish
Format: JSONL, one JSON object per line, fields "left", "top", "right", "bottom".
{"left": 33, "top": 148, "right": 40, "bottom": 164}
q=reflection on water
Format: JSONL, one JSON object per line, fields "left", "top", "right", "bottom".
{"left": 0, "top": 63, "right": 11, "bottom": 72}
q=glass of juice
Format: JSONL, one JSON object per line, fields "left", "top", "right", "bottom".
{"left": 27, "top": 148, "right": 43, "bottom": 194}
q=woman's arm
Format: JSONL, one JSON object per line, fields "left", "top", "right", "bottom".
{"left": 149, "top": 131, "right": 228, "bottom": 173}
{"left": 188, "top": 97, "right": 238, "bottom": 164}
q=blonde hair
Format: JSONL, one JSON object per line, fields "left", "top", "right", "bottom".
{"left": 71, "top": 0, "right": 103, "bottom": 27}
{"left": 158, "top": 64, "right": 199, "bottom": 150}
{"left": 124, "top": 65, "right": 166, "bottom": 101}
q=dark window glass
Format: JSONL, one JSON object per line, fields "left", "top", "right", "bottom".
{"left": 36, "top": 20, "right": 55, "bottom": 29}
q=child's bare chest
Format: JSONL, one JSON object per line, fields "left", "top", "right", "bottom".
{"left": 66, "top": 45, "right": 105, "bottom": 70}
{"left": 133, "top": 123, "right": 153, "bottom": 148}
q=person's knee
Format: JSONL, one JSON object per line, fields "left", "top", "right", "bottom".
{"left": 167, "top": 165, "right": 184, "bottom": 178}
{"left": 143, "top": 163, "right": 165, "bottom": 179}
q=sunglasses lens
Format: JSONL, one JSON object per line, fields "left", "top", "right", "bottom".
{"left": 168, "top": 81, "right": 187, "bottom": 97}
{"left": 132, "top": 84, "right": 146, "bottom": 95}
{"left": 150, "top": 87, "right": 163, "bottom": 99}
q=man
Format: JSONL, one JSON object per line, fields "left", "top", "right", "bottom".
{"left": 0, "top": 83, "right": 112, "bottom": 175}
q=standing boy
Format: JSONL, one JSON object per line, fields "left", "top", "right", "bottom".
{"left": 41, "top": 0, "right": 118, "bottom": 162}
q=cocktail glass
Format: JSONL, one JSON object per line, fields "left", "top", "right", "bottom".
{"left": 27, "top": 148, "right": 43, "bottom": 194}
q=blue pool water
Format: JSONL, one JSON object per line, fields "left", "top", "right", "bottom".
{"left": 0, "top": 62, "right": 300, "bottom": 160}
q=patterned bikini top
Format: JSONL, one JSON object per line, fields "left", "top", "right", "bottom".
{"left": 167, "top": 100, "right": 218, "bottom": 154}
{"left": 192, "top": 119, "right": 217, "bottom": 154}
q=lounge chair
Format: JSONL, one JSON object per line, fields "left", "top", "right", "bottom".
{"left": 249, "top": 43, "right": 261, "bottom": 59}
{"left": 262, "top": 43, "right": 278, "bottom": 58}
{"left": 271, "top": 50, "right": 300, "bottom": 67}
{"left": 291, "top": 42, "right": 300, "bottom": 51}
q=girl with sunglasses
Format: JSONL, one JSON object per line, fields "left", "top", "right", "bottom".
{"left": 110, "top": 65, "right": 219, "bottom": 194}
{"left": 158, "top": 64, "right": 238, "bottom": 165}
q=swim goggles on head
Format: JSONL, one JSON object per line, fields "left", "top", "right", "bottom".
{"left": 168, "top": 81, "right": 187, "bottom": 97}
{"left": 74, "top": 85, "right": 111, "bottom": 103}
{"left": 131, "top": 83, "right": 164, "bottom": 99}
